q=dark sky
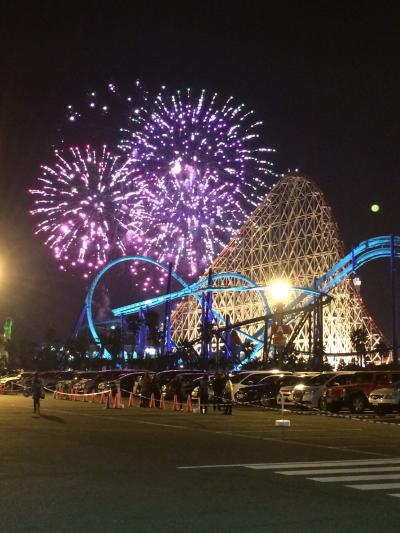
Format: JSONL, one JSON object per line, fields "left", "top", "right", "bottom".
{"left": 0, "top": 1, "right": 399, "bottom": 343}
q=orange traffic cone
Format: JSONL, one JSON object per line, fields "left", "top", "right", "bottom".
{"left": 172, "top": 394, "right": 179, "bottom": 411}
{"left": 149, "top": 393, "right": 156, "bottom": 408}
{"left": 100, "top": 392, "right": 106, "bottom": 404}
{"left": 91, "top": 392, "right": 96, "bottom": 403}
{"left": 186, "top": 394, "right": 193, "bottom": 413}
{"left": 159, "top": 395, "right": 165, "bottom": 409}
{"left": 113, "top": 391, "right": 119, "bottom": 409}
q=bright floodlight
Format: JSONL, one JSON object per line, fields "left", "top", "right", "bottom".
{"left": 268, "top": 279, "right": 291, "bottom": 303}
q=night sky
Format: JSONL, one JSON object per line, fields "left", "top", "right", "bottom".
{"left": 0, "top": 1, "right": 399, "bottom": 344}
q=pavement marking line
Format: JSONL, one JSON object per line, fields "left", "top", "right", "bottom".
{"left": 346, "top": 483, "right": 400, "bottom": 490}
{"left": 309, "top": 473, "right": 400, "bottom": 483}
{"left": 178, "top": 458, "right": 400, "bottom": 470}
{"left": 277, "top": 466, "right": 400, "bottom": 475}
{"left": 389, "top": 494, "right": 400, "bottom": 498}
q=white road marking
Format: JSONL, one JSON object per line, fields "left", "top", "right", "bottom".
{"left": 309, "top": 473, "right": 400, "bottom": 482}
{"left": 346, "top": 483, "right": 400, "bottom": 490}
{"left": 179, "top": 458, "right": 400, "bottom": 470}
{"left": 277, "top": 466, "right": 400, "bottom": 475}
{"left": 389, "top": 493, "right": 400, "bottom": 498}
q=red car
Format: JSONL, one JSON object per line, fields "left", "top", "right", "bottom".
{"left": 322, "top": 371, "right": 400, "bottom": 414}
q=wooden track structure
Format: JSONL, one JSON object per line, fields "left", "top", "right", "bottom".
{"left": 171, "top": 174, "right": 383, "bottom": 362}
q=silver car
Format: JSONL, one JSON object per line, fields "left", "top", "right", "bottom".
{"left": 292, "top": 372, "right": 354, "bottom": 409}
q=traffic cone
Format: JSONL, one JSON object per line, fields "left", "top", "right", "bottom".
{"left": 128, "top": 392, "right": 135, "bottom": 407}
{"left": 149, "top": 393, "right": 156, "bottom": 408}
{"left": 100, "top": 392, "right": 106, "bottom": 404}
{"left": 172, "top": 394, "right": 179, "bottom": 411}
{"left": 113, "top": 392, "right": 120, "bottom": 409}
{"left": 159, "top": 395, "right": 165, "bottom": 409}
{"left": 186, "top": 394, "right": 193, "bottom": 413}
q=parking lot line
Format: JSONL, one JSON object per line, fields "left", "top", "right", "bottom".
{"left": 309, "top": 473, "right": 400, "bottom": 482}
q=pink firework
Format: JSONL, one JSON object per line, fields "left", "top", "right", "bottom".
{"left": 30, "top": 145, "right": 148, "bottom": 277}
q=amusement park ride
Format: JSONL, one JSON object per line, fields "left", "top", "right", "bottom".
{"left": 70, "top": 173, "right": 400, "bottom": 369}
{"left": 77, "top": 234, "right": 400, "bottom": 368}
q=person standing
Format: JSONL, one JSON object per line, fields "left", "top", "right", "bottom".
{"left": 32, "top": 371, "right": 43, "bottom": 417}
{"left": 212, "top": 373, "right": 225, "bottom": 411}
{"left": 140, "top": 373, "right": 151, "bottom": 407}
{"left": 223, "top": 374, "right": 234, "bottom": 415}
{"left": 199, "top": 375, "right": 209, "bottom": 414}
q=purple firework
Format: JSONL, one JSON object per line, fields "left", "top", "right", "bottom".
{"left": 121, "top": 87, "right": 275, "bottom": 278}
{"left": 30, "top": 145, "right": 148, "bottom": 277}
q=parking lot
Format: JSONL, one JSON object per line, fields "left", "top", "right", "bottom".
{"left": 1, "top": 394, "right": 400, "bottom": 532}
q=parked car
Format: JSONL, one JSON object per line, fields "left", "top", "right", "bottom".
{"left": 75, "top": 370, "right": 128, "bottom": 394}
{"left": 189, "top": 374, "right": 215, "bottom": 401}
{"left": 99, "top": 371, "right": 154, "bottom": 396}
{"left": 276, "top": 374, "right": 319, "bottom": 407}
{"left": 1, "top": 371, "right": 27, "bottom": 391}
{"left": 292, "top": 372, "right": 343, "bottom": 409}
{"left": 323, "top": 371, "right": 400, "bottom": 414}
{"left": 56, "top": 371, "right": 80, "bottom": 393}
{"left": 235, "top": 374, "right": 293, "bottom": 406}
{"left": 231, "top": 370, "right": 292, "bottom": 396}
{"left": 369, "top": 380, "right": 400, "bottom": 414}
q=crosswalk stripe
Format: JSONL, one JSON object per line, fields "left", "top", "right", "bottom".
{"left": 245, "top": 458, "right": 400, "bottom": 470}
{"left": 346, "top": 483, "right": 400, "bottom": 490}
{"left": 309, "top": 474, "right": 400, "bottom": 483}
{"left": 277, "top": 466, "right": 400, "bottom": 476}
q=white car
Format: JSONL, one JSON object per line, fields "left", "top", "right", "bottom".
{"left": 369, "top": 386, "right": 400, "bottom": 414}
{"left": 276, "top": 374, "right": 319, "bottom": 407}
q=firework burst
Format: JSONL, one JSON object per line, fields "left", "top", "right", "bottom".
{"left": 30, "top": 145, "right": 148, "bottom": 277}
{"left": 121, "top": 87, "right": 275, "bottom": 277}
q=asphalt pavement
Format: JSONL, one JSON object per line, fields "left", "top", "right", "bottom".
{"left": 1, "top": 395, "right": 400, "bottom": 532}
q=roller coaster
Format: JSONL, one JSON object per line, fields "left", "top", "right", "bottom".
{"left": 78, "top": 235, "right": 399, "bottom": 364}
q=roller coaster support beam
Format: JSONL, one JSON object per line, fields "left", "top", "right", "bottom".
{"left": 225, "top": 315, "right": 231, "bottom": 360}
{"left": 161, "top": 262, "right": 173, "bottom": 357}
{"left": 391, "top": 235, "right": 398, "bottom": 365}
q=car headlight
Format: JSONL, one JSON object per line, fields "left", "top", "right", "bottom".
{"left": 294, "top": 384, "right": 305, "bottom": 390}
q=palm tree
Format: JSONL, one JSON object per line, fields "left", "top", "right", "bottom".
{"left": 350, "top": 327, "right": 368, "bottom": 367}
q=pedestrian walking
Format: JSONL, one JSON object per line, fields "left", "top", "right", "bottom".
{"left": 31, "top": 371, "right": 43, "bottom": 416}
{"left": 223, "top": 374, "right": 234, "bottom": 415}
{"left": 199, "top": 375, "right": 209, "bottom": 414}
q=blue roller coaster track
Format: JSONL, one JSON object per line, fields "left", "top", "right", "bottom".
{"left": 81, "top": 235, "right": 399, "bottom": 360}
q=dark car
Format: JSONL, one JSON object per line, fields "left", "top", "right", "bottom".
{"left": 235, "top": 374, "right": 313, "bottom": 407}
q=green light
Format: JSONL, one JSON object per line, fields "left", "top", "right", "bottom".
{"left": 370, "top": 204, "right": 380, "bottom": 213}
